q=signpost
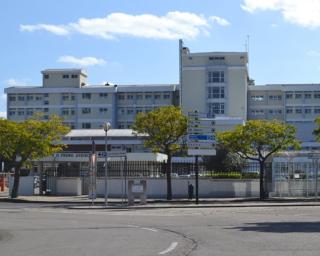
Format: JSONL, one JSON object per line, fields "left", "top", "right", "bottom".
{"left": 187, "top": 110, "right": 216, "bottom": 204}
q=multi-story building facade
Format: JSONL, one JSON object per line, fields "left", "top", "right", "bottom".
{"left": 5, "top": 69, "right": 177, "bottom": 129}
{"left": 179, "top": 40, "right": 248, "bottom": 120}
{"left": 248, "top": 84, "right": 320, "bottom": 147}
{"left": 4, "top": 42, "right": 320, "bottom": 148}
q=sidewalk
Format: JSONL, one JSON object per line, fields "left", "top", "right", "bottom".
{"left": 2, "top": 194, "right": 320, "bottom": 209}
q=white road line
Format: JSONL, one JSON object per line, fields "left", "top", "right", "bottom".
{"left": 158, "top": 242, "right": 178, "bottom": 255}
{"left": 140, "top": 227, "right": 158, "bottom": 232}
{"left": 127, "top": 225, "right": 139, "bottom": 228}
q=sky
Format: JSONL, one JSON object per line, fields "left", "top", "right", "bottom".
{"left": 1, "top": 0, "right": 320, "bottom": 117}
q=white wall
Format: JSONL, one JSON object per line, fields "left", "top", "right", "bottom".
{"left": 96, "top": 178, "right": 259, "bottom": 198}
{"left": 56, "top": 177, "right": 82, "bottom": 196}
{"left": 9, "top": 176, "right": 34, "bottom": 196}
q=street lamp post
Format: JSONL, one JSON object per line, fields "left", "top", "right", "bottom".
{"left": 103, "top": 122, "right": 111, "bottom": 207}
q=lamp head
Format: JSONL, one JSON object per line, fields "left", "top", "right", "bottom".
{"left": 103, "top": 122, "right": 111, "bottom": 132}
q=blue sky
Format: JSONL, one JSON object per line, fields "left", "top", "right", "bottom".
{"left": 1, "top": 0, "right": 320, "bottom": 117}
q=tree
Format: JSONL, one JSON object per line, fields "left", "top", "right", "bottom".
{"left": 0, "top": 115, "right": 70, "bottom": 198}
{"left": 217, "top": 120, "right": 300, "bottom": 199}
{"left": 132, "top": 106, "right": 187, "bottom": 200}
{"left": 313, "top": 117, "right": 320, "bottom": 141}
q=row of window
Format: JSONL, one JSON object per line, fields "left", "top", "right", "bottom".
{"left": 208, "top": 71, "right": 224, "bottom": 83}
{"left": 118, "top": 93, "right": 171, "bottom": 100}
{"left": 251, "top": 109, "right": 282, "bottom": 115}
{"left": 285, "top": 92, "right": 320, "bottom": 99}
{"left": 251, "top": 107, "right": 320, "bottom": 115}
{"left": 118, "top": 107, "right": 154, "bottom": 115}
{"left": 286, "top": 108, "right": 320, "bottom": 114}
{"left": 208, "top": 103, "right": 224, "bottom": 116}
{"left": 250, "top": 95, "right": 282, "bottom": 101}
{"left": 44, "top": 74, "right": 78, "bottom": 79}
{"left": 9, "top": 94, "right": 48, "bottom": 102}
{"left": 208, "top": 86, "right": 225, "bottom": 99}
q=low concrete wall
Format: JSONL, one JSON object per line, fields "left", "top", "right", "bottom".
{"left": 96, "top": 178, "right": 259, "bottom": 198}
{"left": 56, "top": 177, "right": 82, "bottom": 196}
{"left": 9, "top": 176, "right": 34, "bottom": 196}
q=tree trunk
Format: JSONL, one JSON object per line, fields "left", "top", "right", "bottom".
{"left": 259, "top": 161, "right": 265, "bottom": 200}
{"left": 11, "top": 163, "right": 21, "bottom": 198}
{"left": 166, "top": 153, "right": 172, "bottom": 200}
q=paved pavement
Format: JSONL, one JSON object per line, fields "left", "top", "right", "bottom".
{"left": 1, "top": 201, "right": 320, "bottom": 255}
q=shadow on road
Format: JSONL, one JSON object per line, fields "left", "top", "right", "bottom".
{"left": 229, "top": 222, "right": 320, "bottom": 233}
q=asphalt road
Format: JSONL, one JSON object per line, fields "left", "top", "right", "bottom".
{"left": 0, "top": 203, "right": 320, "bottom": 256}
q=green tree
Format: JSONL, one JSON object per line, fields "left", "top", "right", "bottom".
{"left": 132, "top": 106, "right": 187, "bottom": 200}
{"left": 0, "top": 115, "right": 70, "bottom": 198}
{"left": 217, "top": 120, "right": 300, "bottom": 199}
{"left": 313, "top": 117, "right": 320, "bottom": 141}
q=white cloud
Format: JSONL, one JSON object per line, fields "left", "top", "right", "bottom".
{"left": 0, "top": 112, "right": 6, "bottom": 119}
{"left": 210, "top": 16, "right": 230, "bottom": 26}
{"left": 20, "top": 11, "right": 229, "bottom": 40}
{"left": 270, "top": 23, "right": 279, "bottom": 27}
{"left": 20, "top": 24, "right": 69, "bottom": 36}
{"left": 242, "top": 0, "right": 320, "bottom": 28}
{"left": 306, "top": 50, "right": 320, "bottom": 56}
{"left": 57, "top": 56, "right": 106, "bottom": 67}
{"left": 4, "top": 78, "right": 27, "bottom": 86}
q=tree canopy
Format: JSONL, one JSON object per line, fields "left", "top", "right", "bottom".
{"left": 217, "top": 120, "right": 300, "bottom": 199}
{"left": 313, "top": 117, "right": 320, "bottom": 141}
{"left": 0, "top": 115, "right": 70, "bottom": 198}
{"left": 132, "top": 106, "right": 187, "bottom": 200}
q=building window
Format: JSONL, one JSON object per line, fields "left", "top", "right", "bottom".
{"left": 35, "top": 96, "right": 42, "bottom": 101}
{"left": 251, "top": 95, "right": 264, "bottom": 101}
{"left": 269, "top": 109, "right": 282, "bottom": 115}
{"left": 295, "top": 108, "right": 302, "bottom": 114}
{"left": 163, "top": 94, "right": 170, "bottom": 99}
{"left": 136, "top": 108, "right": 143, "bottom": 114}
{"left": 305, "top": 108, "right": 312, "bottom": 114}
{"left": 18, "top": 110, "right": 24, "bottom": 116}
{"left": 26, "top": 95, "right": 33, "bottom": 101}
{"left": 99, "top": 93, "right": 108, "bottom": 98}
{"left": 127, "top": 109, "right": 134, "bottom": 115}
{"left": 127, "top": 94, "right": 134, "bottom": 100}
{"left": 18, "top": 96, "right": 25, "bottom": 101}
{"left": 208, "top": 103, "right": 224, "bottom": 116}
{"left": 71, "top": 95, "right": 75, "bottom": 101}
{"left": 82, "top": 93, "right": 91, "bottom": 100}
{"left": 251, "top": 110, "right": 264, "bottom": 115}
{"left": 82, "top": 108, "right": 91, "bottom": 114}
{"left": 9, "top": 96, "right": 16, "bottom": 101}
{"left": 315, "top": 108, "right": 320, "bottom": 114}
{"left": 99, "top": 108, "right": 108, "bottom": 113}
{"left": 208, "top": 71, "right": 224, "bottom": 83}
{"left": 286, "top": 108, "right": 293, "bottom": 114}
{"left": 154, "top": 94, "right": 161, "bottom": 100}
{"left": 62, "top": 74, "right": 69, "bottom": 79}
{"left": 9, "top": 109, "right": 15, "bottom": 116}
{"left": 118, "top": 94, "right": 125, "bottom": 100}
{"left": 209, "top": 56, "right": 225, "bottom": 60}
{"left": 135, "top": 94, "right": 143, "bottom": 100}
{"left": 44, "top": 101, "right": 49, "bottom": 105}
{"left": 43, "top": 93, "right": 49, "bottom": 97}
{"left": 305, "top": 93, "right": 312, "bottom": 99}
{"left": 82, "top": 123, "right": 91, "bottom": 129}
{"left": 314, "top": 93, "right": 320, "bottom": 99}
{"left": 71, "top": 74, "right": 78, "bottom": 78}
{"left": 285, "top": 93, "right": 293, "bottom": 99}
{"left": 295, "top": 93, "right": 302, "bottom": 99}
{"left": 44, "top": 108, "right": 49, "bottom": 113}
{"left": 118, "top": 123, "right": 125, "bottom": 129}
{"left": 269, "top": 95, "right": 282, "bottom": 100}
{"left": 62, "top": 94, "right": 69, "bottom": 101}
{"left": 208, "top": 87, "right": 224, "bottom": 99}
{"left": 26, "top": 109, "right": 33, "bottom": 116}
{"left": 118, "top": 108, "right": 125, "bottom": 115}
{"left": 145, "top": 93, "right": 152, "bottom": 99}
{"left": 62, "top": 109, "right": 69, "bottom": 116}
{"left": 44, "top": 74, "right": 49, "bottom": 79}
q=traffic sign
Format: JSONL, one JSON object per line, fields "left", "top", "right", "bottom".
{"left": 188, "top": 134, "right": 215, "bottom": 141}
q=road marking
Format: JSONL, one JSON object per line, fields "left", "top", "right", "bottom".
{"left": 140, "top": 227, "right": 158, "bottom": 232}
{"left": 158, "top": 242, "right": 178, "bottom": 255}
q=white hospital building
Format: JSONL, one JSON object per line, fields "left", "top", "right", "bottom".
{"left": 4, "top": 40, "right": 320, "bottom": 150}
